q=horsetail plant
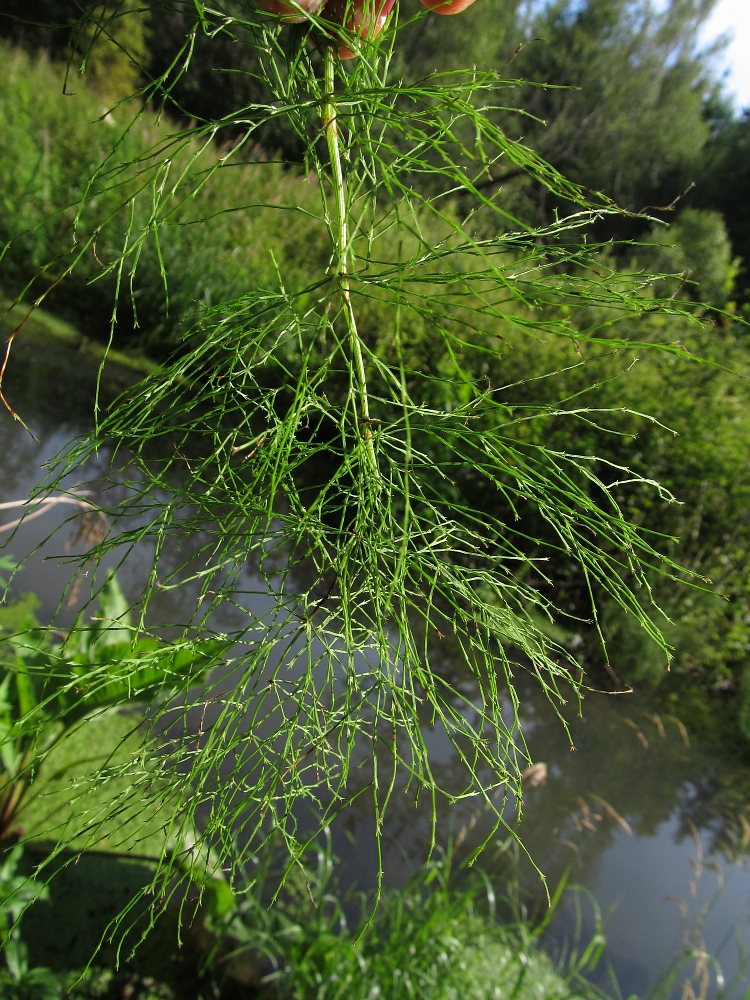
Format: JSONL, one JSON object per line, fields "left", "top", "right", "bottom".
{"left": 0, "top": 0, "right": 703, "bottom": 948}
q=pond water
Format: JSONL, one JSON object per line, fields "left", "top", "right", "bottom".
{"left": 2, "top": 329, "right": 750, "bottom": 999}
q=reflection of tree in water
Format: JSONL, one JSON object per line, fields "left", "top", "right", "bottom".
{"left": 4, "top": 332, "right": 136, "bottom": 432}
{"left": 322, "top": 667, "right": 750, "bottom": 906}
{"left": 675, "top": 772, "right": 750, "bottom": 864}
{"left": 1, "top": 334, "right": 127, "bottom": 544}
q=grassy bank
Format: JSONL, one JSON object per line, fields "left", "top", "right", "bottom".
{"left": 3, "top": 845, "right": 600, "bottom": 1000}
{"left": 0, "top": 296, "right": 157, "bottom": 377}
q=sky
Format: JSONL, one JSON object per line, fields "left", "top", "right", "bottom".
{"left": 699, "top": 0, "right": 750, "bottom": 110}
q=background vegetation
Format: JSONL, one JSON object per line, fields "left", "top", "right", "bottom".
{"left": 1, "top": 1, "right": 750, "bottom": 996}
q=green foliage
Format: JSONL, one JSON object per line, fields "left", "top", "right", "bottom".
{"left": 394, "top": 0, "right": 721, "bottom": 217}
{"left": 142, "top": 0, "right": 294, "bottom": 153}
{"left": 0, "top": 0, "right": 148, "bottom": 104}
{"left": 0, "top": 40, "right": 324, "bottom": 355}
{"left": 0, "top": 837, "right": 223, "bottom": 1000}
{"left": 0, "top": 846, "right": 62, "bottom": 1000}
{"left": 12, "top": 0, "right": 719, "bottom": 920}
{"left": 639, "top": 207, "right": 737, "bottom": 307}
{"left": 737, "top": 666, "right": 750, "bottom": 743}
{"left": 73, "top": 1, "right": 150, "bottom": 103}
{"left": 490, "top": 302, "right": 750, "bottom": 689}
{"left": 0, "top": 571, "right": 226, "bottom": 839}
{"left": 2, "top": 0, "right": 749, "bottom": 974}
{"left": 214, "top": 853, "right": 598, "bottom": 1000}
{"left": 0, "top": 560, "right": 13, "bottom": 590}
{"left": 695, "top": 111, "right": 750, "bottom": 303}
{"left": 514, "top": 0, "right": 718, "bottom": 206}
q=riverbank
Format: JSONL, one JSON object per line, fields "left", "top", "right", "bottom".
{"left": 6, "top": 850, "right": 602, "bottom": 1000}
{"left": 1, "top": 295, "right": 157, "bottom": 380}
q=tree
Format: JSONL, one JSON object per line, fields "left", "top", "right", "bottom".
{"left": 508, "top": 0, "right": 721, "bottom": 209}
{"left": 392, "top": 0, "right": 725, "bottom": 227}
{"left": 695, "top": 111, "right": 750, "bottom": 303}
{"left": 0, "top": 0, "right": 149, "bottom": 101}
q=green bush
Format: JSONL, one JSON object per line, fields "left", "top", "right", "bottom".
{"left": 638, "top": 208, "right": 738, "bottom": 308}
{"left": 218, "top": 860, "right": 598, "bottom": 1000}
{"left": 0, "top": 41, "right": 324, "bottom": 356}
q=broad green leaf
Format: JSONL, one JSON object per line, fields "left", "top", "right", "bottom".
{"left": 51, "top": 639, "right": 228, "bottom": 728}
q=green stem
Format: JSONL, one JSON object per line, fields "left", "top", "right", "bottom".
{"left": 322, "top": 46, "right": 378, "bottom": 476}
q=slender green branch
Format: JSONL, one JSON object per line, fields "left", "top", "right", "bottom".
{"left": 322, "top": 45, "right": 379, "bottom": 477}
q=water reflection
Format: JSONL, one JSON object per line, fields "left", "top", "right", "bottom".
{"left": 322, "top": 676, "right": 750, "bottom": 998}
{"left": 1, "top": 334, "right": 133, "bottom": 623}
